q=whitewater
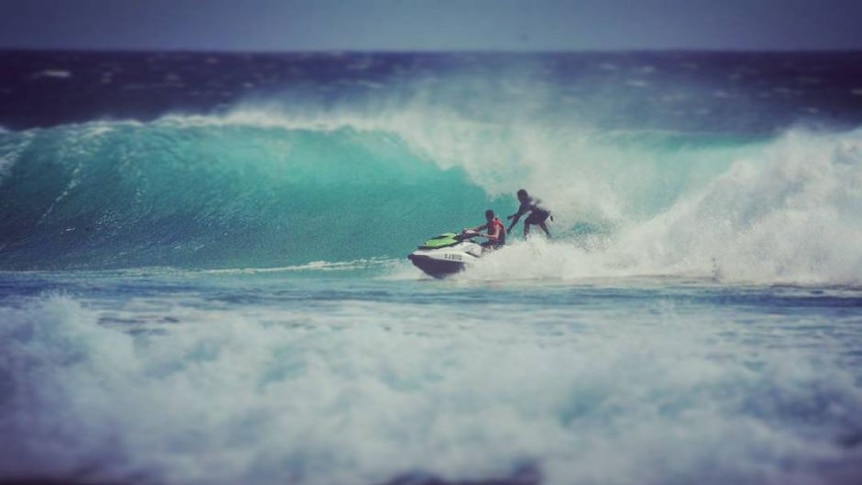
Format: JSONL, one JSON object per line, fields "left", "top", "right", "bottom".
{"left": 1, "top": 50, "right": 862, "bottom": 485}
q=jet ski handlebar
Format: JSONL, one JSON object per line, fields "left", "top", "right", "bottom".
{"left": 458, "top": 229, "right": 481, "bottom": 239}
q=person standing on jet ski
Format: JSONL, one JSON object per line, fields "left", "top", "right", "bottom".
{"left": 507, "top": 189, "right": 552, "bottom": 238}
{"left": 466, "top": 209, "right": 506, "bottom": 250}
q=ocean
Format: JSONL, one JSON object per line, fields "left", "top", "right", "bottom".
{"left": 1, "top": 50, "right": 862, "bottom": 485}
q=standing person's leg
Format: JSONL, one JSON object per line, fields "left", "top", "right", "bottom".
{"left": 524, "top": 212, "right": 549, "bottom": 238}
{"left": 534, "top": 210, "right": 552, "bottom": 238}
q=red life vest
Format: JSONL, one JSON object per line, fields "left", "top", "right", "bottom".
{"left": 488, "top": 218, "right": 505, "bottom": 242}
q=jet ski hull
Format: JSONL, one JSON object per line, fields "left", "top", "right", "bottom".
{"left": 407, "top": 253, "right": 471, "bottom": 278}
{"left": 407, "top": 233, "right": 484, "bottom": 278}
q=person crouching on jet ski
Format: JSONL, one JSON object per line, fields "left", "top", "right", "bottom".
{"left": 466, "top": 209, "right": 506, "bottom": 251}
{"left": 507, "top": 188, "right": 552, "bottom": 238}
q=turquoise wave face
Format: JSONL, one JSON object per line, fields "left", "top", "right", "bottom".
{"left": 3, "top": 111, "right": 861, "bottom": 284}
{"left": 0, "top": 118, "right": 494, "bottom": 270}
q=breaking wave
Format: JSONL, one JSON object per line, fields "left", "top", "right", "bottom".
{"left": 1, "top": 107, "right": 861, "bottom": 285}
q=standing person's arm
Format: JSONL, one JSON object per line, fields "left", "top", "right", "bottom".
{"left": 507, "top": 204, "right": 527, "bottom": 233}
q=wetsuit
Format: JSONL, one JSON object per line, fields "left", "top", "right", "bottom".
{"left": 511, "top": 197, "right": 551, "bottom": 226}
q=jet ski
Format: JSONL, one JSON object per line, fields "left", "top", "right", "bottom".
{"left": 407, "top": 230, "right": 484, "bottom": 278}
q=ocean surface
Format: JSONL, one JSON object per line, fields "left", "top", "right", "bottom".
{"left": 1, "top": 50, "right": 862, "bottom": 485}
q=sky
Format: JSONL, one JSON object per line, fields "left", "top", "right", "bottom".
{"left": 1, "top": 0, "right": 862, "bottom": 52}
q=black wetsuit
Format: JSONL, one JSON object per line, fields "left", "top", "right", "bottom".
{"left": 513, "top": 197, "right": 551, "bottom": 225}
